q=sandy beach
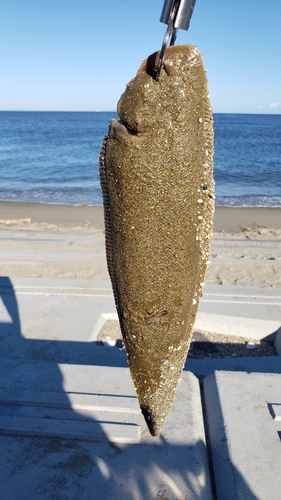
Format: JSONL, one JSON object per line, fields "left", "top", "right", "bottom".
{"left": 0, "top": 201, "right": 280, "bottom": 287}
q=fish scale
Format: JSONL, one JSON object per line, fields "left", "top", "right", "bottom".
{"left": 99, "top": 44, "right": 214, "bottom": 436}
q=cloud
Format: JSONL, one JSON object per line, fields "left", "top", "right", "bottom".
{"left": 268, "top": 102, "right": 280, "bottom": 109}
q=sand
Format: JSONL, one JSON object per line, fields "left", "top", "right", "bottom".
{"left": 0, "top": 201, "right": 104, "bottom": 229}
{"left": 0, "top": 202, "right": 280, "bottom": 287}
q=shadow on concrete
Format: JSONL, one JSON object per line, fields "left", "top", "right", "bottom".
{"left": 203, "top": 374, "right": 260, "bottom": 500}
{"left": 0, "top": 276, "right": 257, "bottom": 499}
{"left": 2, "top": 434, "right": 216, "bottom": 499}
{"left": 0, "top": 276, "right": 127, "bottom": 367}
{"left": 0, "top": 276, "right": 21, "bottom": 336}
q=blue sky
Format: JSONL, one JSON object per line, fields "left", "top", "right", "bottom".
{"left": 1, "top": 0, "right": 281, "bottom": 113}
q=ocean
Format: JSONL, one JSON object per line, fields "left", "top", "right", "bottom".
{"left": 0, "top": 111, "right": 280, "bottom": 207}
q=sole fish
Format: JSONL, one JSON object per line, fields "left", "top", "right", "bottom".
{"left": 99, "top": 44, "right": 214, "bottom": 436}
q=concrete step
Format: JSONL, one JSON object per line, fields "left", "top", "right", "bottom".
{"left": 204, "top": 371, "right": 281, "bottom": 500}
{"left": 0, "top": 360, "right": 213, "bottom": 500}
{"left": 195, "top": 284, "right": 281, "bottom": 339}
{"left": 1, "top": 278, "right": 281, "bottom": 344}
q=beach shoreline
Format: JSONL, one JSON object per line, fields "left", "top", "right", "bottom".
{"left": 0, "top": 201, "right": 281, "bottom": 232}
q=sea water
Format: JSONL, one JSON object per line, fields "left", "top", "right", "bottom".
{"left": 214, "top": 113, "right": 281, "bottom": 206}
{"left": 0, "top": 111, "right": 280, "bottom": 207}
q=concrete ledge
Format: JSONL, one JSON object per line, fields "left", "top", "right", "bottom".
{"left": 185, "top": 355, "right": 281, "bottom": 379}
{"left": 195, "top": 285, "right": 281, "bottom": 339}
{"left": 2, "top": 278, "right": 280, "bottom": 344}
{"left": 203, "top": 371, "right": 281, "bottom": 499}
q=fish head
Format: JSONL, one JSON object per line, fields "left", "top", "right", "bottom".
{"left": 111, "top": 44, "right": 206, "bottom": 141}
{"left": 116, "top": 73, "right": 160, "bottom": 136}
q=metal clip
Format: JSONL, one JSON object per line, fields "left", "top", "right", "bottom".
{"left": 155, "top": 0, "right": 196, "bottom": 80}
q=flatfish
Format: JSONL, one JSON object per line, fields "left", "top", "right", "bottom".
{"left": 99, "top": 44, "right": 214, "bottom": 436}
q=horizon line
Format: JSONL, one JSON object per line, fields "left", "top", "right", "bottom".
{"left": 0, "top": 110, "right": 281, "bottom": 116}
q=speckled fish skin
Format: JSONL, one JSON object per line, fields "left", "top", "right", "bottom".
{"left": 99, "top": 44, "right": 214, "bottom": 436}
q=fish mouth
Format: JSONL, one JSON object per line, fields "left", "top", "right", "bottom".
{"left": 111, "top": 119, "right": 137, "bottom": 137}
{"left": 119, "top": 119, "right": 137, "bottom": 135}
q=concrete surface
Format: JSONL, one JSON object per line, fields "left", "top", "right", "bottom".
{"left": 1, "top": 277, "right": 280, "bottom": 343}
{"left": 0, "top": 363, "right": 212, "bottom": 499}
{"left": 195, "top": 284, "right": 281, "bottom": 340}
{"left": 185, "top": 355, "right": 281, "bottom": 379}
{"left": 204, "top": 371, "right": 281, "bottom": 500}
{"left": 1, "top": 276, "right": 281, "bottom": 499}
{"left": 0, "top": 276, "right": 213, "bottom": 499}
